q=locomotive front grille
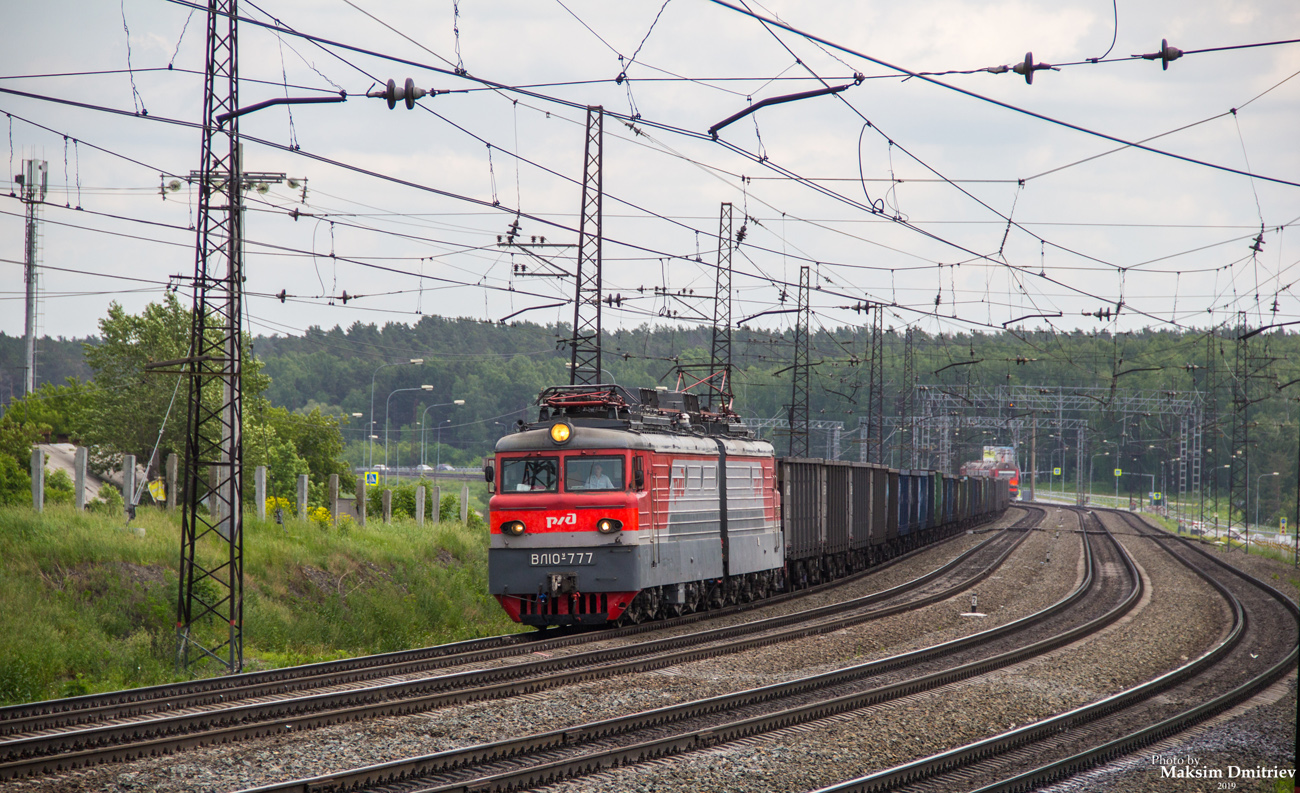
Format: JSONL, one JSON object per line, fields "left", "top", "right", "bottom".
{"left": 518, "top": 592, "right": 610, "bottom": 616}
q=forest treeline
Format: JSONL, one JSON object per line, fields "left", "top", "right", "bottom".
{"left": 2, "top": 308, "right": 1298, "bottom": 523}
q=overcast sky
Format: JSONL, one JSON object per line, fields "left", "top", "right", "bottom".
{"left": 2, "top": 0, "right": 1297, "bottom": 345}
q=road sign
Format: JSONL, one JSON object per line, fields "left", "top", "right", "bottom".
{"left": 1052, "top": 467, "right": 1061, "bottom": 476}
{"left": 1281, "top": 516, "right": 1288, "bottom": 532}
{"left": 1152, "top": 492, "right": 1162, "bottom": 501}
{"left": 1113, "top": 468, "right": 1123, "bottom": 477}
{"left": 365, "top": 472, "right": 378, "bottom": 486}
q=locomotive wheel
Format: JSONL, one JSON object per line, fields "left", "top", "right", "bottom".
{"left": 644, "top": 586, "right": 663, "bottom": 620}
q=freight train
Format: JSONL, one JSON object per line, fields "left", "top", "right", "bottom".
{"left": 486, "top": 385, "right": 1010, "bottom": 627}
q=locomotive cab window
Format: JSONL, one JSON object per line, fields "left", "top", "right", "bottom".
{"left": 565, "top": 456, "right": 625, "bottom": 491}
{"left": 501, "top": 457, "right": 559, "bottom": 492}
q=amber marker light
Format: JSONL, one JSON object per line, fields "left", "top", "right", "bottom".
{"left": 549, "top": 423, "right": 572, "bottom": 444}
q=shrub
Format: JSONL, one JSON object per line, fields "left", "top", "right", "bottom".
{"left": 88, "top": 482, "right": 124, "bottom": 514}
{"left": 45, "top": 469, "right": 75, "bottom": 506}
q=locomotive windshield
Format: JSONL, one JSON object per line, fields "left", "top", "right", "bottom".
{"left": 565, "top": 456, "right": 624, "bottom": 491}
{"left": 501, "top": 457, "right": 559, "bottom": 492}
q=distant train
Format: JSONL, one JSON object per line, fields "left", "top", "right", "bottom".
{"left": 959, "top": 457, "right": 1022, "bottom": 500}
{"left": 486, "top": 385, "right": 1010, "bottom": 627}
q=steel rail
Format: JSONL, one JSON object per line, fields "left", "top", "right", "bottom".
{"left": 0, "top": 513, "right": 1040, "bottom": 779}
{"left": 234, "top": 509, "right": 1101, "bottom": 793}
{"left": 965, "top": 513, "right": 1299, "bottom": 793}
{"left": 811, "top": 507, "right": 1279, "bottom": 793}
{"left": 0, "top": 508, "right": 1025, "bottom": 737}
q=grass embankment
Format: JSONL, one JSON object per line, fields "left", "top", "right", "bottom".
{"left": 0, "top": 504, "right": 524, "bottom": 706}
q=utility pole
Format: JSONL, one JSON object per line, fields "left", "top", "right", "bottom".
{"left": 789, "top": 265, "right": 811, "bottom": 457}
{"left": 19, "top": 159, "right": 47, "bottom": 396}
{"left": 708, "top": 202, "right": 734, "bottom": 413}
{"left": 569, "top": 106, "right": 603, "bottom": 386}
{"left": 899, "top": 326, "right": 915, "bottom": 468}
{"left": 1028, "top": 416, "right": 1038, "bottom": 502}
{"left": 175, "top": 0, "right": 244, "bottom": 673}
{"left": 1229, "top": 312, "right": 1249, "bottom": 547}
{"left": 866, "top": 303, "right": 883, "bottom": 464}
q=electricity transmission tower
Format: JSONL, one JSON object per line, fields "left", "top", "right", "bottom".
{"left": 569, "top": 106, "right": 604, "bottom": 386}
{"left": 708, "top": 202, "right": 734, "bottom": 412}
{"left": 788, "top": 265, "right": 811, "bottom": 457}
{"left": 174, "top": 0, "right": 245, "bottom": 673}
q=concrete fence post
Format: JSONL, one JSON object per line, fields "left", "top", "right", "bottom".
{"left": 122, "top": 454, "right": 136, "bottom": 517}
{"left": 382, "top": 489, "right": 392, "bottom": 524}
{"left": 75, "top": 446, "right": 88, "bottom": 511}
{"left": 431, "top": 486, "right": 441, "bottom": 521}
{"left": 166, "top": 453, "right": 178, "bottom": 512}
{"left": 255, "top": 466, "right": 267, "bottom": 519}
{"left": 297, "top": 474, "right": 309, "bottom": 521}
{"left": 356, "top": 475, "right": 367, "bottom": 526}
{"left": 461, "top": 484, "right": 470, "bottom": 524}
{"left": 31, "top": 447, "right": 44, "bottom": 513}
{"left": 328, "top": 474, "right": 339, "bottom": 526}
{"left": 415, "top": 486, "right": 426, "bottom": 527}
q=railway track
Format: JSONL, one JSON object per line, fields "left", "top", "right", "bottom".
{"left": 0, "top": 508, "right": 1029, "bottom": 741}
{"left": 225, "top": 506, "right": 1129, "bottom": 792}
{"left": 811, "top": 508, "right": 1299, "bottom": 793}
{"left": 0, "top": 509, "right": 1042, "bottom": 780}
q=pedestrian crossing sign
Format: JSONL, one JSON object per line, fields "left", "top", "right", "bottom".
{"left": 1113, "top": 468, "right": 1122, "bottom": 477}
{"left": 1052, "top": 467, "right": 1061, "bottom": 476}
{"left": 366, "top": 472, "right": 378, "bottom": 486}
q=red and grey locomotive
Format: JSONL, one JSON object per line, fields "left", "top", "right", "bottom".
{"left": 487, "top": 384, "right": 1010, "bottom": 628}
{"left": 487, "top": 385, "right": 780, "bottom": 626}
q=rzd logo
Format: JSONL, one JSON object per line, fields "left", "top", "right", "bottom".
{"left": 545, "top": 513, "right": 578, "bottom": 529}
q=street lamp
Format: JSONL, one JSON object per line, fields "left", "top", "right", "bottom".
{"left": 368, "top": 359, "right": 423, "bottom": 468}
{"left": 420, "top": 399, "right": 466, "bottom": 467}
{"left": 1254, "top": 471, "right": 1280, "bottom": 549}
{"left": 436, "top": 418, "right": 452, "bottom": 472}
{"left": 1136, "top": 473, "right": 1155, "bottom": 511}
{"left": 1089, "top": 451, "right": 1109, "bottom": 503}
{"left": 385, "top": 385, "right": 433, "bottom": 484}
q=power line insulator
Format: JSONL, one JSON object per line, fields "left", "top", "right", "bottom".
{"left": 1012, "top": 52, "right": 1057, "bottom": 85}
{"left": 1138, "top": 39, "right": 1183, "bottom": 70}
{"left": 368, "top": 78, "right": 429, "bottom": 109}
{"left": 276, "top": 289, "right": 287, "bottom": 303}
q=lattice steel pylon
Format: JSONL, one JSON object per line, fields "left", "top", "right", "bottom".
{"left": 569, "top": 106, "right": 603, "bottom": 386}
{"left": 897, "top": 326, "right": 915, "bottom": 468}
{"left": 708, "top": 202, "right": 734, "bottom": 412}
{"left": 176, "top": 0, "right": 244, "bottom": 673}
{"left": 788, "top": 265, "right": 811, "bottom": 457}
{"left": 865, "top": 304, "right": 884, "bottom": 464}
{"left": 1228, "top": 313, "right": 1250, "bottom": 541}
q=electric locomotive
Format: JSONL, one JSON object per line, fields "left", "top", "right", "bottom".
{"left": 487, "top": 384, "right": 1011, "bottom": 628}
{"left": 486, "top": 384, "right": 780, "bottom": 626}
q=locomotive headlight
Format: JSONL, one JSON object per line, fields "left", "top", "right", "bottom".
{"left": 596, "top": 518, "right": 623, "bottom": 534}
{"left": 501, "top": 520, "right": 526, "bottom": 536}
{"left": 549, "top": 422, "right": 572, "bottom": 444}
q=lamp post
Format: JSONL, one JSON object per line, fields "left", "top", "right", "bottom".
{"left": 436, "top": 418, "right": 451, "bottom": 472}
{"left": 1254, "top": 471, "right": 1280, "bottom": 552}
{"left": 1089, "top": 451, "right": 1109, "bottom": 503}
{"left": 369, "top": 359, "right": 423, "bottom": 468}
{"left": 1137, "top": 473, "right": 1155, "bottom": 511}
{"left": 420, "top": 399, "right": 466, "bottom": 467}
{"left": 385, "top": 385, "right": 433, "bottom": 484}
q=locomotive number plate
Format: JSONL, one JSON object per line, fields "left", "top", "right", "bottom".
{"left": 530, "top": 552, "right": 596, "bottom": 566}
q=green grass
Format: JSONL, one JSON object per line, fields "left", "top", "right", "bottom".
{"left": 0, "top": 503, "right": 524, "bottom": 706}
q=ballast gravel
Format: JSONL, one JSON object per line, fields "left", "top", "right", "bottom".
{"left": 21, "top": 507, "right": 1287, "bottom": 793}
